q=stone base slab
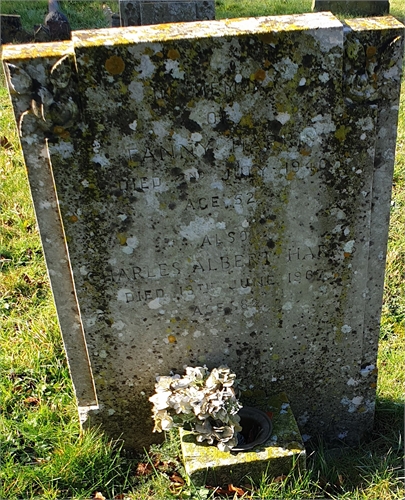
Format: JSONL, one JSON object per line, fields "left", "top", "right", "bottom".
{"left": 312, "top": 0, "right": 389, "bottom": 15}
{"left": 180, "top": 393, "right": 306, "bottom": 486}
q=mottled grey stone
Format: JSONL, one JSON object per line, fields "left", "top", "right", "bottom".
{"left": 2, "top": 13, "right": 404, "bottom": 450}
{"left": 119, "top": 0, "right": 215, "bottom": 27}
{"left": 312, "top": 0, "right": 389, "bottom": 15}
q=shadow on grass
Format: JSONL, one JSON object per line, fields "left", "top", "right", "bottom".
{"left": 303, "top": 396, "right": 404, "bottom": 497}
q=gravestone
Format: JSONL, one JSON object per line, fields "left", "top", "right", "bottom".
{"left": 119, "top": 0, "right": 215, "bottom": 27}
{"left": 2, "top": 13, "right": 404, "bottom": 450}
{"left": 312, "top": 0, "right": 389, "bottom": 15}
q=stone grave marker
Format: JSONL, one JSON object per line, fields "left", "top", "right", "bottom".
{"left": 2, "top": 13, "right": 404, "bottom": 450}
{"left": 312, "top": 0, "right": 390, "bottom": 16}
{"left": 119, "top": 0, "right": 215, "bottom": 27}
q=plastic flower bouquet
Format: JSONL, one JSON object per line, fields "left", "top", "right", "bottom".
{"left": 149, "top": 366, "right": 242, "bottom": 452}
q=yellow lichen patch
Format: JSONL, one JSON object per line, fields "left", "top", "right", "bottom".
{"left": 156, "top": 52, "right": 163, "bottom": 58}
{"left": 258, "top": 32, "right": 278, "bottom": 45}
{"left": 69, "top": 215, "right": 78, "bottom": 223}
{"left": 167, "top": 48, "right": 180, "bottom": 60}
{"left": 156, "top": 99, "right": 166, "bottom": 107}
{"left": 117, "top": 233, "right": 127, "bottom": 245}
{"left": 168, "top": 335, "right": 176, "bottom": 344}
{"left": 335, "top": 125, "right": 351, "bottom": 142}
{"left": 286, "top": 171, "right": 295, "bottom": 181}
{"left": 299, "top": 148, "right": 311, "bottom": 156}
{"left": 344, "top": 252, "right": 351, "bottom": 258}
{"left": 263, "top": 59, "right": 271, "bottom": 68}
{"left": 105, "top": 55, "right": 125, "bottom": 75}
{"left": 366, "top": 46, "right": 377, "bottom": 58}
{"left": 53, "top": 126, "right": 70, "bottom": 139}
{"left": 254, "top": 68, "right": 266, "bottom": 81}
{"left": 119, "top": 82, "right": 127, "bottom": 94}
{"left": 240, "top": 114, "right": 253, "bottom": 128}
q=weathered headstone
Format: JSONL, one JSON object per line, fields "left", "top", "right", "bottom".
{"left": 312, "top": 0, "right": 389, "bottom": 15}
{"left": 2, "top": 13, "right": 404, "bottom": 450}
{"left": 119, "top": 0, "right": 215, "bottom": 26}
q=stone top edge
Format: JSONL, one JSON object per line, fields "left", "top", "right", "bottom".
{"left": 74, "top": 12, "right": 343, "bottom": 47}
{"left": 2, "top": 41, "right": 73, "bottom": 62}
{"left": 2, "top": 13, "right": 403, "bottom": 61}
{"left": 344, "top": 15, "right": 405, "bottom": 31}
{"left": 2, "top": 12, "right": 341, "bottom": 59}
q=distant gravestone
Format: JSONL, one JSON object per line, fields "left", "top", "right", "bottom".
{"left": 2, "top": 13, "right": 404, "bottom": 450}
{"left": 312, "top": 0, "right": 389, "bottom": 15}
{"left": 119, "top": 0, "right": 215, "bottom": 26}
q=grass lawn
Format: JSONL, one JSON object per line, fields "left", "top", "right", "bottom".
{"left": 1, "top": 1, "right": 405, "bottom": 498}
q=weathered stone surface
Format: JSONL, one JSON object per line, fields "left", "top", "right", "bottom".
{"left": 181, "top": 393, "right": 306, "bottom": 486}
{"left": 2, "top": 13, "right": 404, "bottom": 450}
{"left": 312, "top": 0, "right": 389, "bottom": 16}
{"left": 119, "top": 0, "right": 215, "bottom": 27}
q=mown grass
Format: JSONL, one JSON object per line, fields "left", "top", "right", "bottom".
{"left": 1, "top": 1, "right": 405, "bottom": 498}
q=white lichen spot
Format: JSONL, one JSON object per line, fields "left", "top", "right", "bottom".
{"left": 300, "top": 127, "right": 319, "bottom": 147}
{"left": 338, "top": 431, "right": 348, "bottom": 439}
{"left": 235, "top": 74, "right": 242, "bottom": 83}
{"left": 302, "top": 434, "right": 311, "bottom": 442}
{"left": 126, "top": 236, "right": 139, "bottom": 249}
{"left": 243, "top": 307, "right": 257, "bottom": 318}
{"left": 225, "top": 102, "right": 243, "bottom": 124}
{"left": 122, "top": 246, "right": 133, "bottom": 255}
{"left": 49, "top": 141, "right": 74, "bottom": 159}
{"left": 148, "top": 297, "right": 170, "bottom": 310}
{"left": 79, "top": 266, "right": 88, "bottom": 275}
{"left": 129, "top": 120, "right": 137, "bottom": 131}
{"left": 137, "top": 55, "right": 156, "bottom": 79}
{"left": 346, "top": 377, "right": 358, "bottom": 386}
{"left": 319, "top": 72, "right": 330, "bottom": 83}
{"left": 165, "top": 59, "right": 184, "bottom": 79}
{"left": 128, "top": 80, "right": 144, "bottom": 102}
{"left": 211, "top": 181, "right": 224, "bottom": 190}
{"left": 341, "top": 324, "right": 352, "bottom": 334}
{"left": 190, "top": 132, "right": 202, "bottom": 143}
{"left": 99, "top": 350, "right": 107, "bottom": 358}
{"left": 352, "top": 396, "right": 364, "bottom": 406}
{"left": 193, "top": 330, "right": 202, "bottom": 338}
{"left": 39, "top": 200, "right": 52, "bottom": 209}
{"left": 343, "top": 240, "right": 355, "bottom": 253}
{"left": 299, "top": 77, "right": 306, "bottom": 86}
{"left": 282, "top": 302, "right": 293, "bottom": 311}
{"left": 117, "top": 214, "right": 127, "bottom": 221}
{"left": 273, "top": 57, "right": 298, "bottom": 80}
{"left": 179, "top": 217, "right": 215, "bottom": 240}
{"left": 384, "top": 66, "right": 398, "bottom": 79}
{"left": 182, "top": 290, "right": 195, "bottom": 301}
{"left": 184, "top": 167, "right": 199, "bottom": 181}
{"left": 91, "top": 153, "right": 110, "bottom": 167}
{"left": 360, "top": 364, "right": 375, "bottom": 377}
{"left": 276, "top": 112, "right": 290, "bottom": 125}
{"left": 241, "top": 219, "right": 249, "bottom": 228}
{"left": 111, "top": 320, "right": 126, "bottom": 331}
{"left": 107, "top": 409, "right": 116, "bottom": 416}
